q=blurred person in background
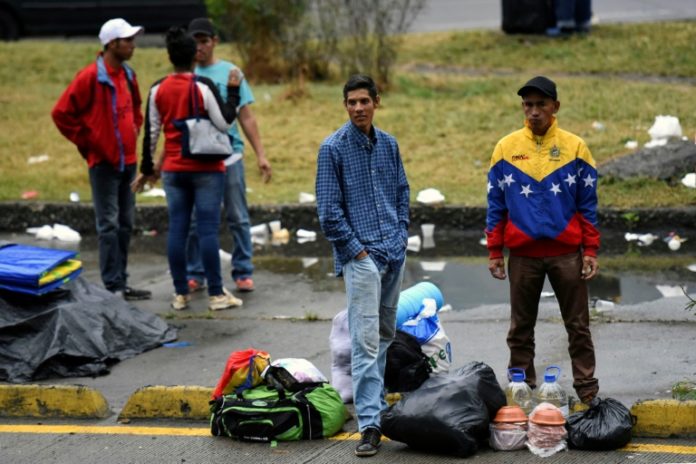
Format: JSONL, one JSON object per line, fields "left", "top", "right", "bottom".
{"left": 132, "top": 26, "right": 243, "bottom": 312}
{"left": 52, "top": 18, "right": 151, "bottom": 301}
{"left": 184, "top": 17, "right": 272, "bottom": 295}
{"left": 547, "top": 0, "right": 592, "bottom": 36}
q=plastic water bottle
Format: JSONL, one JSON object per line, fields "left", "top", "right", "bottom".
{"left": 534, "top": 365, "right": 569, "bottom": 417}
{"left": 505, "top": 368, "right": 534, "bottom": 415}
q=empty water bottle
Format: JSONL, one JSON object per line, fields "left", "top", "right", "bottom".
{"left": 506, "top": 368, "right": 534, "bottom": 415}
{"left": 534, "top": 365, "right": 569, "bottom": 417}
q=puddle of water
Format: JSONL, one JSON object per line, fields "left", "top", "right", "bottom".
{"left": 253, "top": 256, "right": 696, "bottom": 310}
{"left": 3, "top": 228, "right": 695, "bottom": 310}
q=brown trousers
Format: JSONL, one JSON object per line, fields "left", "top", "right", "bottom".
{"left": 507, "top": 252, "right": 599, "bottom": 400}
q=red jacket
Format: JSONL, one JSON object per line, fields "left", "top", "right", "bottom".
{"left": 52, "top": 54, "right": 143, "bottom": 170}
{"left": 141, "top": 73, "right": 239, "bottom": 174}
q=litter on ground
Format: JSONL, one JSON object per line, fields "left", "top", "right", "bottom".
{"left": 416, "top": 188, "right": 445, "bottom": 205}
{"left": 681, "top": 173, "right": 696, "bottom": 188}
{"left": 27, "top": 154, "right": 50, "bottom": 164}
{"left": 26, "top": 224, "right": 81, "bottom": 242}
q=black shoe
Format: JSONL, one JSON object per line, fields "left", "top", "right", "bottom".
{"left": 123, "top": 287, "right": 152, "bottom": 301}
{"left": 355, "top": 427, "right": 381, "bottom": 457}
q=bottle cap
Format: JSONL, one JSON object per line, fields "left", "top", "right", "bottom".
{"left": 508, "top": 367, "right": 526, "bottom": 383}
{"left": 543, "top": 365, "right": 561, "bottom": 383}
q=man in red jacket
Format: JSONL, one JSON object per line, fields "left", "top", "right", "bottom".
{"left": 52, "top": 18, "right": 151, "bottom": 300}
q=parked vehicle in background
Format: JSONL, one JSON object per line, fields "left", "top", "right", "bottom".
{"left": 0, "top": 0, "right": 206, "bottom": 40}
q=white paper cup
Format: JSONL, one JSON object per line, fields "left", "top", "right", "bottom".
{"left": 298, "top": 192, "right": 315, "bottom": 203}
{"left": 250, "top": 224, "right": 269, "bottom": 236}
{"left": 269, "top": 220, "right": 282, "bottom": 234}
{"left": 421, "top": 223, "right": 435, "bottom": 238}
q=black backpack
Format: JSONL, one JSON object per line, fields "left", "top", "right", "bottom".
{"left": 385, "top": 330, "right": 432, "bottom": 393}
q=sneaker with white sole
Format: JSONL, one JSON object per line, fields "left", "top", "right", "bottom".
{"left": 171, "top": 294, "right": 191, "bottom": 311}
{"left": 208, "top": 289, "right": 243, "bottom": 311}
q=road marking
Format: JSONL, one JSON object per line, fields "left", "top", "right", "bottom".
{"left": 0, "top": 425, "right": 360, "bottom": 440}
{"left": 0, "top": 424, "right": 210, "bottom": 436}
{"left": 0, "top": 424, "right": 694, "bottom": 456}
{"left": 622, "top": 443, "right": 696, "bottom": 455}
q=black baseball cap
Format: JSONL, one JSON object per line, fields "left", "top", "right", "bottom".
{"left": 517, "top": 76, "right": 557, "bottom": 100}
{"left": 188, "top": 17, "right": 216, "bottom": 37}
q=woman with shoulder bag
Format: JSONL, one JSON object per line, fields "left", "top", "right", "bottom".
{"left": 133, "top": 26, "right": 243, "bottom": 311}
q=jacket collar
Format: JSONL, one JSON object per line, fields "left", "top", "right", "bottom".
{"left": 523, "top": 117, "right": 557, "bottom": 140}
{"left": 96, "top": 53, "right": 134, "bottom": 87}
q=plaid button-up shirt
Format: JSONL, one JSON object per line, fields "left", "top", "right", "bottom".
{"left": 316, "top": 121, "right": 410, "bottom": 276}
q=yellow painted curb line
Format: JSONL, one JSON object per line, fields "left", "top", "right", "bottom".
{"left": 119, "top": 385, "right": 213, "bottom": 420}
{"left": 631, "top": 399, "right": 696, "bottom": 437}
{"left": 0, "top": 385, "right": 110, "bottom": 418}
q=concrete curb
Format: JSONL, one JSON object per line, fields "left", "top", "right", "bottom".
{"left": 119, "top": 385, "right": 213, "bottom": 420}
{"left": 0, "top": 384, "right": 110, "bottom": 418}
{"left": 2, "top": 202, "right": 696, "bottom": 234}
{"left": 631, "top": 399, "right": 696, "bottom": 438}
{"left": 2, "top": 384, "right": 696, "bottom": 439}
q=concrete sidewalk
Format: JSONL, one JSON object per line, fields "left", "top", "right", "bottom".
{"left": 1, "top": 234, "right": 695, "bottom": 439}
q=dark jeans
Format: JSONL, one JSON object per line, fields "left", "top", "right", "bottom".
{"left": 554, "top": 0, "right": 592, "bottom": 28}
{"left": 162, "top": 171, "right": 225, "bottom": 296}
{"left": 507, "top": 252, "right": 599, "bottom": 399}
{"left": 186, "top": 159, "right": 254, "bottom": 282}
{"left": 88, "top": 162, "right": 136, "bottom": 292}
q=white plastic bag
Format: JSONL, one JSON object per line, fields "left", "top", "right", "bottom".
{"left": 526, "top": 403, "right": 568, "bottom": 457}
{"left": 421, "top": 327, "right": 452, "bottom": 374}
{"left": 489, "top": 423, "right": 528, "bottom": 451}
{"left": 271, "top": 358, "right": 328, "bottom": 384}
{"left": 329, "top": 309, "right": 352, "bottom": 402}
{"left": 647, "top": 115, "right": 682, "bottom": 146}
{"left": 399, "top": 298, "right": 452, "bottom": 374}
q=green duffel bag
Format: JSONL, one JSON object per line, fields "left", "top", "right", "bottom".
{"left": 210, "top": 383, "right": 347, "bottom": 442}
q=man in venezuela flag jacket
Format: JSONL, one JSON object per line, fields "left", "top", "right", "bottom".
{"left": 485, "top": 76, "right": 600, "bottom": 404}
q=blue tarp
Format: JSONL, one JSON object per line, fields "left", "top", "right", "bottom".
{"left": 0, "top": 242, "right": 82, "bottom": 295}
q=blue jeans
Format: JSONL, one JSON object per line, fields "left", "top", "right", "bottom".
{"left": 162, "top": 171, "right": 225, "bottom": 296}
{"left": 186, "top": 158, "right": 253, "bottom": 282}
{"left": 344, "top": 256, "right": 405, "bottom": 432}
{"left": 554, "top": 0, "right": 592, "bottom": 28}
{"left": 88, "top": 162, "right": 136, "bottom": 292}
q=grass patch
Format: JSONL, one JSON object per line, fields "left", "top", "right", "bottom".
{"left": 600, "top": 255, "right": 696, "bottom": 273}
{"left": 397, "top": 22, "right": 696, "bottom": 77}
{"left": 672, "top": 380, "right": 696, "bottom": 400}
{"left": 1, "top": 23, "right": 696, "bottom": 208}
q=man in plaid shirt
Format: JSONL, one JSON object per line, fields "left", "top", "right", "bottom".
{"left": 316, "top": 74, "right": 410, "bottom": 457}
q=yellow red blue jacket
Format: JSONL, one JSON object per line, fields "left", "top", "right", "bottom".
{"left": 485, "top": 118, "right": 600, "bottom": 259}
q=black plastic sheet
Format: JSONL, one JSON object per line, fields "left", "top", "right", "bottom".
{"left": 382, "top": 361, "right": 506, "bottom": 457}
{"left": 0, "top": 277, "right": 177, "bottom": 382}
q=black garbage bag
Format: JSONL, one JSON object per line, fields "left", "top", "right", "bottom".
{"left": 0, "top": 277, "right": 177, "bottom": 382}
{"left": 384, "top": 330, "right": 431, "bottom": 393}
{"left": 566, "top": 397, "right": 633, "bottom": 450}
{"left": 382, "top": 361, "right": 506, "bottom": 457}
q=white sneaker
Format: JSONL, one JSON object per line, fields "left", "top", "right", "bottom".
{"left": 171, "top": 294, "right": 191, "bottom": 311}
{"left": 208, "top": 289, "right": 243, "bottom": 311}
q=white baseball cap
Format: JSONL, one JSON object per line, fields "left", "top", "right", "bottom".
{"left": 98, "top": 18, "right": 143, "bottom": 45}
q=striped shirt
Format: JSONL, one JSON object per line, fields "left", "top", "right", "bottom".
{"left": 316, "top": 121, "right": 410, "bottom": 276}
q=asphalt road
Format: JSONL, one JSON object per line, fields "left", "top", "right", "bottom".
{"left": 1, "top": 233, "right": 695, "bottom": 463}
{"left": 414, "top": 0, "right": 696, "bottom": 32}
